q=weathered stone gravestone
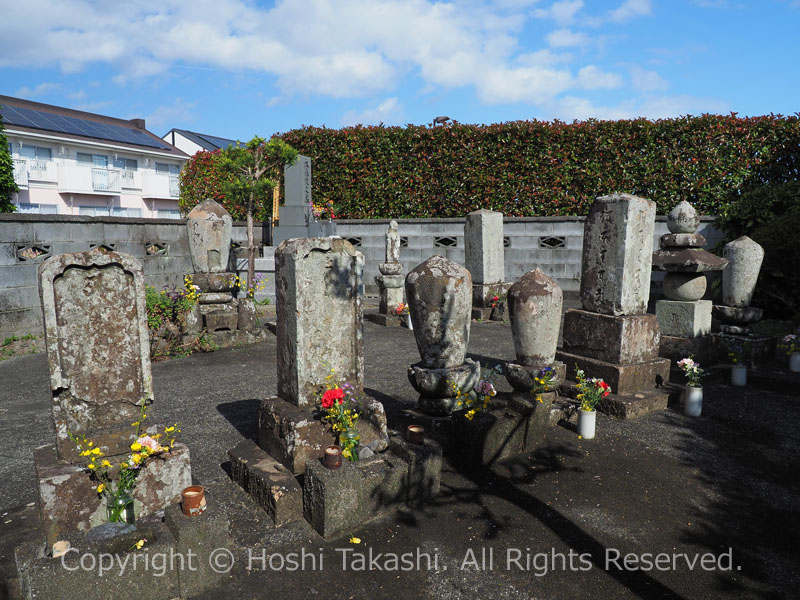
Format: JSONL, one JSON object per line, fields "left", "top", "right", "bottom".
{"left": 259, "top": 237, "right": 389, "bottom": 473}
{"left": 187, "top": 198, "right": 233, "bottom": 273}
{"left": 366, "top": 220, "right": 406, "bottom": 327}
{"left": 405, "top": 255, "right": 480, "bottom": 415}
{"left": 652, "top": 201, "right": 728, "bottom": 361}
{"left": 272, "top": 155, "right": 335, "bottom": 246}
{"left": 464, "top": 209, "right": 508, "bottom": 320}
{"left": 557, "top": 193, "right": 671, "bottom": 417}
{"left": 35, "top": 247, "right": 191, "bottom": 543}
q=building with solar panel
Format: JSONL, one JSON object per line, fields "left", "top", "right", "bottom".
{"left": 1, "top": 95, "right": 189, "bottom": 218}
{"left": 162, "top": 128, "right": 237, "bottom": 156}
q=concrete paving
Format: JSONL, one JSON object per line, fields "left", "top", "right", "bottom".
{"left": 1, "top": 320, "right": 799, "bottom": 599}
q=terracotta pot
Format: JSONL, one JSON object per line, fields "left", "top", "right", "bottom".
{"left": 407, "top": 425, "right": 425, "bottom": 445}
{"left": 181, "top": 485, "right": 207, "bottom": 516}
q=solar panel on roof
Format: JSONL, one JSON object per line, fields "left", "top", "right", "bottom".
{"left": 0, "top": 104, "right": 174, "bottom": 150}
{"left": 198, "top": 133, "right": 238, "bottom": 150}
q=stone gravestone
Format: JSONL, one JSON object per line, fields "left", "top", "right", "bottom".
{"left": 556, "top": 193, "right": 671, "bottom": 417}
{"left": 652, "top": 201, "right": 728, "bottom": 361}
{"left": 272, "top": 155, "right": 335, "bottom": 246}
{"left": 464, "top": 209, "right": 508, "bottom": 320}
{"left": 366, "top": 220, "right": 405, "bottom": 327}
{"left": 35, "top": 247, "right": 191, "bottom": 544}
{"left": 259, "top": 237, "right": 389, "bottom": 473}
{"left": 405, "top": 255, "right": 480, "bottom": 415}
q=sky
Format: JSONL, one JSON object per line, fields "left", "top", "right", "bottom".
{"left": 1, "top": 0, "right": 798, "bottom": 142}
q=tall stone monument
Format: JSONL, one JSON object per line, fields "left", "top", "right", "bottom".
{"left": 259, "top": 237, "right": 389, "bottom": 473}
{"left": 365, "top": 220, "right": 406, "bottom": 327}
{"left": 464, "top": 209, "right": 508, "bottom": 320}
{"left": 652, "top": 201, "right": 728, "bottom": 361}
{"left": 556, "top": 193, "right": 671, "bottom": 417}
{"left": 35, "top": 247, "right": 191, "bottom": 543}
{"left": 405, "top": 255, "right": 480, "bottom": 415}
{"left": 272, "top": 155, "right": 335, "bottom": 246}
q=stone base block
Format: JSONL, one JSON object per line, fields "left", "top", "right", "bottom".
{"left": 472, "top": 306, "right": 493, "bottom": 321}
{"left": 35, "top": 442, "right": 191, "bottom": 547}
{"left": 558, "top": 381, "right": 675, "bottom": 420}
{"left": 659, "top": 335, "right": 713, "bottom": 363}
{"left": 364, "top": 310, "right": 404, "bottom": 327}
{"left": 710, "top": 333, "right": 777, "bottom": 367}
{"left": 259, "top": 396, "right": 389, "bottom": 475}
{"left": 451, "top": 404, "right": 526, "bottom": 466}
{"left": 397, "top": 409, "right": 455, "bottom": 448}
{"left": 182, "top": 327, "right": 271, "bottom": 350}
{"left": 199, "top": 300, "right": 237, "bottom": 317}
{"left": 506, "top": 391, "right": 557, "bottom": 451}
{"left": 191, "top": 272, "right": 236, "bottom": 292}
{"left": 377, "top": 276, "right": 404, "bottom": 314}
{"left": 303, "top": 453, "right": 407, "bottom": 538}
{"left": 656, "top": 300, "right": 712, "bottom": 338}
{"left": 165, "top": 498, "right": 234, "bottom": 598}
{"left": 556, "top": 350, "right": 671, "bottom": 396}
{"left": 228, "top": 439, "right": 303, "bottom": 526}
{"left": 388, "top": 434, "right": 443, "bottom": 507}
{"left": 503, "top": 361, "right": 565, "bottom": 392}
{"left": 237, "top": 298, "right": 258, "bottom": 330}
{"left": 199, "top": 291, "right": 235, "bottom": 304}
{"left": 562, "top": 309, "right": 660, "bottom": 364}
{"left": 205, "top": 310, "right": 239, "bottom": 331}
{"left": 16, "top": 518, "right": 180, "bottom": 600}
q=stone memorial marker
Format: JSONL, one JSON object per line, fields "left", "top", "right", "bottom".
{"left": 557, "top": 193, "right": 671, "bottom": 416}
{"left": 464, "top": 209, "right": 508, "bottom": 320}
{"left": 187, "top": 198, "right": 233, "bottom": 273}
{"left": 273, "top": 155, "right": 335, "bottom": 245}
{"left": 259, "top": 237, "right": 388, "bottom": 473}
{"left": 405, "top": 255, "right": 480, "bottom": 415}
{"left": 367, "top": 220, "right": 406, "bottom": 326}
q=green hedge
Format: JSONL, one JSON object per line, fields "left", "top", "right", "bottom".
{"left": 279, "top": 115, "right": 800, "bottom": 218}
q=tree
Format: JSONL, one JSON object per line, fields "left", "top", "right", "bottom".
{"left": 0, "top": 109, "right": 18, "bottom": 212}
{"left": 220, "top": 136, "right": 298, "bottom": 292}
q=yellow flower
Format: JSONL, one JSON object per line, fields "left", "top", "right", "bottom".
{"left": 101, "top": 459, "right": 112, "bottom": 468}
{"left": 135, "top": 539, "right": 146, "bottom": 549}
{"left": 121, "top": 462, "right": 129, "bottom": 469}
{"left": 349, "top": 536, "right": 361, "bottom": 544}
{"left": 131, "top": 453, "right": 142, "bottom": 464}
{"left": 536, "top": 395, "right": 543, "bottom": 404}
{"left": 165, "top": 426, "right": 175, "bottom": 433}
{"left": 87, "top": 462, "right": 96, "bottom": 470}
{"left": 87, "top": 441, "right": 94, "bottom": 447}
{"left": 91, "top": 447, "right": 101, "bottom": 456}
{"left": 96, "top": 483, "right": 105, "bottom": 493}
{"left": 130, "top": 442, "right": 142, "bottom": 452}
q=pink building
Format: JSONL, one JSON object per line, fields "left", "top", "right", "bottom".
{"left": 2, "top": 95, "right": 189, "bottom": 218}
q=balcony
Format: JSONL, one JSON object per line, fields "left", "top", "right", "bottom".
{"left": 120, "top": 169, "right": 141, "bottom": 190}
{"left": 142, "top": 172, "right": 181, "bottom": 199}
{"left": 13, "top": 159, "right": 27, "bottom": 188}
{"left": 58, "top": 164, "right": 122, "bottom": 195}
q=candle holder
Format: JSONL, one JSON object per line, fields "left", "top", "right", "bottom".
{"left": 181, "top": 485, "right": 207, "bottom": 516}
{"left": 407, "top": 425, "right": 425, "bottom": 445}
{"left": 323, "top": 445, "right": 343, "bottom": 469}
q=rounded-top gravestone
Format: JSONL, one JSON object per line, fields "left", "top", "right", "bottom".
{"left": 187, "top": 198, "right": 233, "bottom": 274}
{"left": 722, "top": 236, "right": 764, "bottom": 307}
{"left": 507, "top": 269, "right": 563, "bottom": 365}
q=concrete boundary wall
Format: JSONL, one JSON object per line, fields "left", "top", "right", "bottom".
{"left": 0, "top": 214, "right": 723, "bottom": 337}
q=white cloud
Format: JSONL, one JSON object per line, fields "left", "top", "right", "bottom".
{"left": 546, "top": 28, "right": 590, "bottom": 47}
{"left": 142, "top": 98, "right": 197, "bottom": 132}
{"left": 341, "top": 97, "right": 404, "bottom": 126}
{"left": 630, "top": 66, "right": 668, "bottom": 92}
{"left": 608, "top": 0, "right": 652, "bottom": 22}
{"left": 534, "top": 1, "right": 584, "bottom": 25}
{"left": 14, "top": 82, "right": 60, "bottom": 98}
{"left": 542, "top": 93, "right": 729, "bottom": 121}
{"left": 576, "top": 65, "right": 622, "bottom": 90}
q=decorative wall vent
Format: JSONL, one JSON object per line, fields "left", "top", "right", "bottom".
{"left": 399, "top": 236, "right": 409, "bottom": 248}
{"left": 503, "top": 236, "right": 511, "bottom": 248}
{"left": 434, "top": 236, "right": 458, "bottom": 247}
{"left": 539, "top": 236, "right": 566, "bottom": 249}
{"left": 345, "top": 237, "right": 362, "bottom": 247}
{"left": 145, "top": 243, "right": 168, "bottom": 256}
{"left": 16, "top": 244, "right": 51, "bottom": 262}
{"left": 89, "top": 243, "right": 116, "bottom": 251}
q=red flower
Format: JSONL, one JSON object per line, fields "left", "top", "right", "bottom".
{"left": 321, "top": 388, "right": 345, "bottom": 409}
{"left": 597, "top": 381, "right": 611, "bottom": 397}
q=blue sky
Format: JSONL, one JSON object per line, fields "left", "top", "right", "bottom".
{"left": 1, "top": 0, "right": 798, "bottom": 142}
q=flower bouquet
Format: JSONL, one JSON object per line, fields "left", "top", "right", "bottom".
{"left": 319, "top": 369, "right": 361, "bottom": 461}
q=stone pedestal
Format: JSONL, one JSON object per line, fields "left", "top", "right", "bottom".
{"left": 562, "top": 310, "right": 661, "bottom": 364}
{"left": 659, "top": 334, "right": 713, "bottom": 364}
{"left": 364, "top": 311, "right": 405, "bottom": 327}
{"left": 34, "top": 442, "right": 191, "bottom": 546}
{"left": 376, "top": 273, "right": 404, "bottom": 314}
{"left": 258, "top": 396, "right": 389, "bottom": 474}
{"left": 408, "top": 359, "right": 481, "bottom": 416}
{"left": 656, "top": 299, "right": 712, "bottom": 338}
{"left": 556, "top": 350, "right": 671, "bottom": 398}
{"left": 710, "top": 333, "right": 777, "bottom": 367}
{"left": 504, "top": 361, "right": 565, "bottom": 393}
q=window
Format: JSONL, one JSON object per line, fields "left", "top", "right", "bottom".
{"left": 19, "top": 145, "right": 52, "bottom": 160}
{"left": 111, "top": 207, "right": 141, "bottom": 217}
{"left": 15, "top": 203, "right": 57, "bottom": 214}
{"left": 114, "top": 157, "right": 137, "bottom": 171}
{"left": 157, "top": 209, "right": 181, "bottom": 219}
{"left": 79, "top": 206, "right": 111, "bottom": 217}
{"left": 155, "top": 162, "right": 180, "bottom": 175}
{"left": 77, "top": 153, "right": 108, "bottom": 167}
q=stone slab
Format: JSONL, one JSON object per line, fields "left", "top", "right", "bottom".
{"left": 660, "top": 233, "right": 706, "bottom": 248}
{"left": 465, "top": 209, "right": 504, "bottom": 285}
{"left": 562, "top": 309, "right": 660, "bottom": 364}
{"left": 656, "top": 299, "right": 712, "bottom": 338}
{"left": 164, "top": 499, "right": 234, "bottom": 598}
{"left": 556, "top": 350, "right": 671, "bottom": 396}
{"left": 228, "top": 439, "right": 303, "bottom": 526}
{"left": 16, "top": 518, "right": 180, "bottom": 600}
{"left": 34, "top": 442, "right": 191, "bottom": 547}
{"left": 190, "top": 272, "right": 236, "bottom": 292}
{"left": 506, "top": 391, "right": 557, "bottom": 451}
{"left": 558, "top": 381, "right": 675, "bottom": 420}
{"left": 205, "top": 310, "right": 239, "bottom": 331}
{"left": 303, "top": 453, "right": 407, "bottom": 538}
{"left": 199, "top": 291, "right": 234, "bottom": 304}
{"left": 364, "top": 310, "right": 405, "bottom": 327}
{"left": 658, "top": 334, "right": 713, "bottom": 364}
{"left": 651, "top": 248, "right": 728, "bottom": 272}
{"left": 452, "top": 403, "right": 526, "bottom": 466}
{"left": 387, "top": 434, "right": 443, "bottom": 507}
{"left": 259, "top": 396, "right": 389, "bottom": 475}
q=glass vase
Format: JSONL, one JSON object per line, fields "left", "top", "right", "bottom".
{"left": 106, "top": 492, "right": 135, "bottom": 524}
{"left": 338, "top": 428, "right": 360, "bottom": 461}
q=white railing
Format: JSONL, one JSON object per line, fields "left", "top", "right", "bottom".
{"left": 13, "top": 159, "right": 28, "bottom": 187}
{"left": 121, "top": 169, "right": 136, "bottom": 187}
{"left": 26, "top": 159, "right": 57, "bottom": 182}
{"left": 168, "top": 175, "right": 180, "bottom": 197}
{"left": 91, "top": 168, "right": 121, "bottom": 193}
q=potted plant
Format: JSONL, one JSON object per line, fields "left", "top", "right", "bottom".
{"left": 779, "top": 332, "right": 800, "bottom": 372}
{"left": 729, "top": 350, "right": 747, "bottom": 386}
{"left": 677, "top": 356, "right": 704, "bottom": 416}
{"left": 574, "top": 366, "right": 611, "bottom": 440}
